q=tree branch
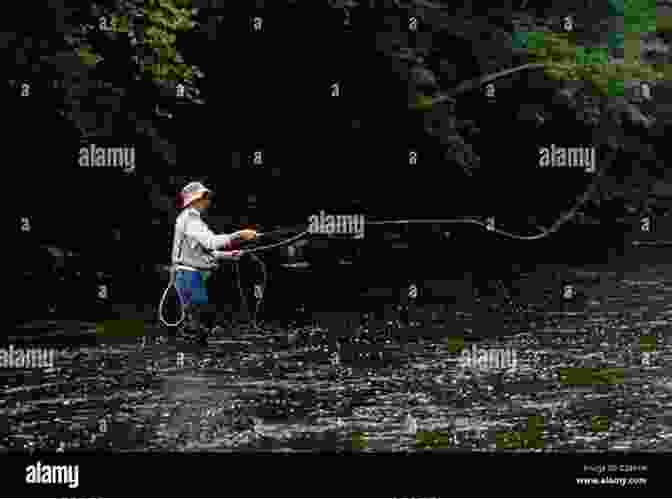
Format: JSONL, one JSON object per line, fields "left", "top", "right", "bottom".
{"left": 416, "top": 63, "right": 547, "bottom": 107}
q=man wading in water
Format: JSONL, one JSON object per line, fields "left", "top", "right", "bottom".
{"left": 172, "top": 181, "right": 257, "bottom": 344}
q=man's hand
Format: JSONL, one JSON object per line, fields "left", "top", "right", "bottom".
{"left": 213, "top": 250, "right": 244, "bottom": 260}
{"left": 239, "top": 229, "right": 257, "bottom": 241}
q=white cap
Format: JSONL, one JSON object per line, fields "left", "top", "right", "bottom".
{"left": 181, "top": 181, "right": 213, "bottom": 208}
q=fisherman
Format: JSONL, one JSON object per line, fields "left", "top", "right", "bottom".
{"left": 172, "top": 181, "right": 257, "bottom": 343}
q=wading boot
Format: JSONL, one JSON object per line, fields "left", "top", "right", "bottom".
{"left": 177, "top": 307, "right": 201, "bottom": 342}
{"left": 190, "top": 308, "right": 210, "bottom": 346}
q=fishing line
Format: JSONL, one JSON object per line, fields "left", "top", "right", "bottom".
{"left": 234, "top": 252, "right": 267, "bottom": 330}
{"left": 157, "top": 253, "right": 269, "bottom": 330}
{"left": 158, "top": 158, "right": 611, "bottom": 331}
{"left": 156, "top": 39, "right": 632, "bottom": 332}
{"left": 158, "top": 268, "right": 185, "bottom": 328}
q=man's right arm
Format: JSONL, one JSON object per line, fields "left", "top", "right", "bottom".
{"left": 185, "top": 216, "right": 242, "bottom": 252}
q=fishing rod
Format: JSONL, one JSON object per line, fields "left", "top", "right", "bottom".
{"left": 632, "top": 240, "right": 672, "bottom": 247}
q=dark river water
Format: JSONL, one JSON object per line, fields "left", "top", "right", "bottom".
{"left": 4, "top": 261, "right": 672, "bottom": 452}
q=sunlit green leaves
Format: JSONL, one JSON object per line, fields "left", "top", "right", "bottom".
{"left": 62, "top": 1, "right": 203, "bottom": 98}
{"left": 76, "top": 45, "right": 103, "bottom": 66}
{"left": 146, "top": 0, "right": 197, "bottom": 31}
{"left": 520, "top": 30, "right": 664, "bottom": 97}
{"left": 575, "top": 46, "right": 609, "bottom": 66}
{"left": 108, "top": 14, "right": 131, "bottom": 32}
{"left": 144, "top": 25, "right": 177, "bottom": 47}
{"left": 128, "top": 1, "right": 201, "bottom": 89}
{"left": 623, "top": 0, "right": 656, "bottom": 33}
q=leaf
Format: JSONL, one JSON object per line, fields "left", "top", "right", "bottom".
{"left": 410, "top": 93, "right": 436, "bottom": 110}
{"left": 76, "top": 46, "right": 103, "bottom": 66}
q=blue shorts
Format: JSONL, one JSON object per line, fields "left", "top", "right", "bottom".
{"left": 175, "top": 269, "right": 210, "bottom": 308}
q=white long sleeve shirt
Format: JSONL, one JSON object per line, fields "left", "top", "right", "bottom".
{"left": 171, "top": 207, "right": 242, "bottom": 271}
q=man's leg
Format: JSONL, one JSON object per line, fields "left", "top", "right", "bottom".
{"left": 190, "top": 271, "right": 212, "bottom": 344}
{"left": 201, "top": 270, "right": 234, "bottom": 334}
{"left": 174, "top": 270, "right": 202, "bottom": 338}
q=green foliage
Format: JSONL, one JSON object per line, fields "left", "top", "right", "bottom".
{"left": 657, "top": 14, "right": 672, "bottom": 34}
{"left": 76, "top": 44, "right": 104, "bottom": 67}
{"left": 134, "top": 0, "right": 200, "bottom": 89}
{"left": 65, "top": 1, "right": 202, "bottom": 101}
{"left": 39, "top": 0, "right": 204, "bottom": 158}
{"left": 521, "top": 31, "right": 664, "bottom": 96}
{"left": 107, "top": 13, "right": 131, "bottom": 33}
{"left": 623, "top": 0, "right": 656, "bottom": 33}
